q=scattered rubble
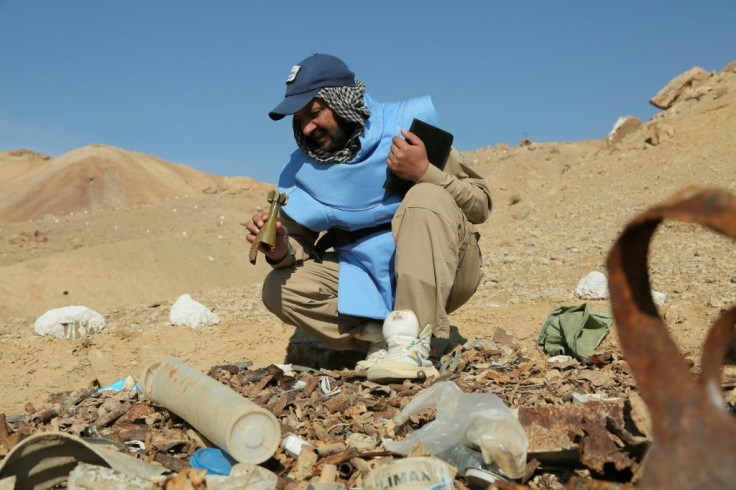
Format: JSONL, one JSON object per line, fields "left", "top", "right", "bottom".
{"left": 8, "top": 229, "right": 47, "bottom": 247}
{"left": 0, "top": 335, "right": 658, "bottom": 489}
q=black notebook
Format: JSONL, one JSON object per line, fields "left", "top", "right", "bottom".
{"left": 383, "top": 118, "right": 454, "bottom": 197}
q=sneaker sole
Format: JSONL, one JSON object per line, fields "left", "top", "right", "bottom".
{"left": 366, "top": 363, "right": 439, "bottom": 383}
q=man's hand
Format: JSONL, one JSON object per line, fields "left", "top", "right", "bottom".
{"left": 243, "top": 213, "right": 290, "bottom": 262}
{"left": 386, "top": 129, "right": 430, "bottom": 182}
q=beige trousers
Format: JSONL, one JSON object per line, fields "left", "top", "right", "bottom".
{"left": 262, "top": 183, "right": 483, "bottom": 350}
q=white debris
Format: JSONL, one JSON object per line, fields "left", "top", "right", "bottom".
{"left": 34, "top": 306, "right": 107, "bottom": 339}
{"left": 548, "top": 355, "right": 573, "bottom": 364}
{"left": 609, "top": 116, "right": 629, "bottom": 136}
{"left": 320, "top": 376, "right": 341, "bottom": 396}
{"left": 169, "top": 294, "right": 219, "bottom": 329}
{"left": 572, "top": 392, "right": 621, "bottom": 404}
{"left": 652, "top": 290, "right": 668, "bottom": 306}
{"left": 281, "top": 433, "right": 314, "bottom": 458}
{"left": 346, "top": 432, "right": 378, "bottom": 451}
{"left": 205, "top": 463, "right": 278, "bottom": 489}
{"left": 275, "top": 364, "right": 294, "bottom": 373}
{"left": 574, "top": 271, "right": 609, "bottom": 299}
{"left": 68, "top": 462, "right": 160, "bottom": 489}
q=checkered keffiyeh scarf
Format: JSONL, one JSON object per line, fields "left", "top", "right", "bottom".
{"left": 293, "top": 80, "right": 371, "bottom": 163}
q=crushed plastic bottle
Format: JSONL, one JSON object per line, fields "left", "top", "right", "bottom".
{"left": 382, "top": 381, "right": 528, "bottom": 479}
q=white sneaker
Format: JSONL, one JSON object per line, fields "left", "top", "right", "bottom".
{"left": 366, "top": 310, "right": 439, "bottom": 383}
{"left": 351, "top": 320, "right": 387, "bottom": 372}
{"left": 355, "top": 342, "right": 387, "bottom": 371}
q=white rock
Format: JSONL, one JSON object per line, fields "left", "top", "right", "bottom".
{"left": 574, "top": 271, "right": 609, "bottom": 299}
{"left": 607, "top": 115, "right": 642, "bottom": 145}
{"left": 651, "top": 290, "right": 667, "bottom": 306}
{"left": 170, "top": 294, "right": 219, "bottom": 329}
{"left": 34, "top": 306, "right": 107, "bottom": 339}
{"left": 548, "top": 355, "right": 573, "bottom": 364}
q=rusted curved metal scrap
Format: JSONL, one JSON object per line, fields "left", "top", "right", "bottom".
{"left": 606, "top": 186, "right": 736, "bottom": 488}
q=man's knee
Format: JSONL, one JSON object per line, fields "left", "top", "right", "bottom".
{"left": 400, "top": 183, "right": 460, "bottom": 219}
{"left": 395, "top": 183, "right": 463, "bottom": 233}
{"left": 262, "top": 267, "right": 292, "bottom": 315}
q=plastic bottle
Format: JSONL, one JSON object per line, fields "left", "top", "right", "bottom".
{"left": 382, "top": 381, "right": 528, "bottom": 479}
{"left": 139, "top": 356, "right": 281, "bottom": 464}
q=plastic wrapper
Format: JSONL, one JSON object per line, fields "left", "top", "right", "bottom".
{"left": 382, "top": 381, "right": 528, "bottom": 479}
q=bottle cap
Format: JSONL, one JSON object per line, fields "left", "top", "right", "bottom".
{"left": 189, "top": 448, "right": 237, "bottom": 475}
{"left": 228, "top": 409, "right": 282, "bottom": 464}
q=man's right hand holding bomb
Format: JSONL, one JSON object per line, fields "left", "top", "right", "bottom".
{"left": 244, "top": 213, "right": 290, "bottom": 262}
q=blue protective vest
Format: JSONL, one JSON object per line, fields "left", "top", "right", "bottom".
{"left": 278, "top": 94, "right": 438, "bottom": 319}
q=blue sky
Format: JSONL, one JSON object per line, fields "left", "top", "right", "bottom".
{"left": 1, "top": 2, "right": 734, "bottom": 184}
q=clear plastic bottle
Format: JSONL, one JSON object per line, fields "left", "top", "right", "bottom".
{"left": 382, "top": 381, "right": 528, "bottom": 479}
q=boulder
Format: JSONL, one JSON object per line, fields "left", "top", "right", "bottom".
{"left": 34, "top": 306, "right": 107, "bottom": 339}
{"left": 644, "top": 121, "right": 675, "bottom": 146}
{"left": 650, "top": 66, "right": 711, "bottom": 109}
{"left": 574, "top": 271, "right": 609, "bottom": 300}
{"left": 169, "top": 294, "right": 220, "bottom": 329}
{"left": 607, "top": 116, "right": 643, "bottom": 145}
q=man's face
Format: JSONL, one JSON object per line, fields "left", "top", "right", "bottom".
{"left": 294, "top": 98, "right": 350, "bottom": 152}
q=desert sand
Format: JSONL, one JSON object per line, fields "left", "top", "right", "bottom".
{"left": 0, "top": 62, "right": 734, "bottom": 415}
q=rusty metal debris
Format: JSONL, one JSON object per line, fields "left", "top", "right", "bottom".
{"left": 606, "top": 186, "right": 736, "bottom": 488}
{"left": 518, "top": 398, "right": 646, "bottom": 475}
{"left": 0, "top": 333, "right": 656, "bottom": 489}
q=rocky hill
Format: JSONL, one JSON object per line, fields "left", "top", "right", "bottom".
{"left": 0, "top": 144, "right": 264, "bottom": 222}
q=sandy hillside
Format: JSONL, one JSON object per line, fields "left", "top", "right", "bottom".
{"left": 1, "top": 61, "right": 735, "bottom": 415}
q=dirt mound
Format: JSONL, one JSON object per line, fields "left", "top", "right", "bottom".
{"left": 0, "top": 144, "right": 263, "bottom": 222}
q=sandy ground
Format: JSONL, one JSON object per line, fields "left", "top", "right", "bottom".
{"left": 1, "top": 63, "right": 735, "bottom": 415}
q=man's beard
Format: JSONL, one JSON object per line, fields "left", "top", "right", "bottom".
{"left": 305, "top": 115, "right": 356, "bottom": 152}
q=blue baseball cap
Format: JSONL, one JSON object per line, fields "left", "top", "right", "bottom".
{"left": 269, "top": 54, "right": 355, "bottom": 121}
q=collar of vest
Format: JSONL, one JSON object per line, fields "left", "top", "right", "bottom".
{"left": 353, "top": 94, "right": 384, "bottom": 162}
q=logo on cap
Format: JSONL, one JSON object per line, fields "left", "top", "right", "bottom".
{"left": 286, "top": 65, "right": 300, "bottom": 84}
